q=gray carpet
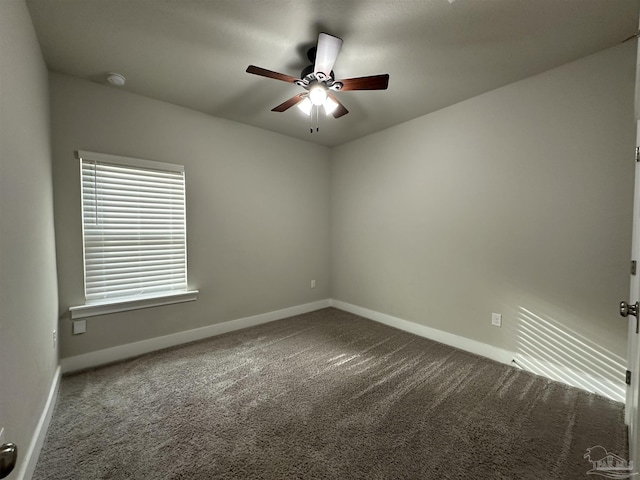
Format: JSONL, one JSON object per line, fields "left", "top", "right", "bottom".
{"left": 34, "top": 308, "right": 627, "bottom": 479}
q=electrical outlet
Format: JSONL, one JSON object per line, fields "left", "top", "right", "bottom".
{"left": 73, "top": 320, "right": 87, "bottom": 335}
{"left": 310, "top": 279, "right": 316, "bottom": 289}
{"left": 53, "top": 330, "right": 57, "bottom": 349}
{"left": 491, "top": 313, "right": 502, "bottom": 327}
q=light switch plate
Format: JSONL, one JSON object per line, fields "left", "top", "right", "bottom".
{"left": 491, "top": 313, "right": 502, "bottom": 327}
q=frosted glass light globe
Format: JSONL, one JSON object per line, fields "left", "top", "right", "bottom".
{"left": 309, "top": 86, "right": 327, "bottom": 106}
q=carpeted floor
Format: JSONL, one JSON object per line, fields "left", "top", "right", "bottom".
{"left": 34, "top": 308, "right": 627, "bottom": 479}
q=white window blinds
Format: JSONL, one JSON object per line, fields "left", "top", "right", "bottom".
{"left": 78, "top": 151, "right": 188, "bottom": 305}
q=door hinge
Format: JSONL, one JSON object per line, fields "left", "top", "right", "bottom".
{"left": 636, "top": 147, "right": 640, "bottom": 162}
{"left": 632, "top": 260, "right": 636, "bottom": 275}
{"left": 626, "top": 370, "right": 632, "bottom": 385}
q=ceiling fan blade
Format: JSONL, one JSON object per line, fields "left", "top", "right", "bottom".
{"left": 246, "top": 65, "right": 299, "bottom": 83}
{"left": 327, "top": 93, "right": 349, "bottom": 118}
{"left": 337, "top": 74, "right": 390, "bottom": 91}
{"left": 314, "top": 33, "right": 343, "bottom": 78}
{"left": 271, "top": 93, "right": 306, "bottom": 112}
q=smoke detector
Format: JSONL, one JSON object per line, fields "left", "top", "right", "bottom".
{"left": 105, "top": 72, "right": 126, "bottom": 87}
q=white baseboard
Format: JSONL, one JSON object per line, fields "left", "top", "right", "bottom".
{"left": 58, "top": 297, "right": 624, "bottom": 403}
{"left": 330, "top": 299, "right": 624, "bottom": 403}
{"left": 330, "top": 299, "right": 514, "bottom": 364}
{"left": 21, "top": 365, "right": 61, "bottom": 480}
{"left": 61, "top": 299, "right": 331, "bottom": 373}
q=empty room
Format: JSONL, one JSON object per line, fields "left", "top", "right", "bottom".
{"left": 2, "top": 0, "right": 640, "bottom": 478}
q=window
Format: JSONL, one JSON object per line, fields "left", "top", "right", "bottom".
{"left": 70, "top": 150, "right": 197, "bottom": 319}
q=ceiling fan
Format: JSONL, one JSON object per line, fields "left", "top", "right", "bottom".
{"left": 246, "top": 33, "right": 389, "bottom": 122}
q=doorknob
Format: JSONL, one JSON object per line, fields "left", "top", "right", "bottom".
{"left": 0, "top": 443, "right": 17, "bottom": 479}
{"left": 620, "top": 301, "right": 640, "bottom": 333}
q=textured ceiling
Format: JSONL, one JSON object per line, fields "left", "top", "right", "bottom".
{"left": 26, "top": 0, "right": 640, "bottom": 147}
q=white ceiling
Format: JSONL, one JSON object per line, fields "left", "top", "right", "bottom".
{"left": 26, "top": 0, "right": 640, "bottom": 147}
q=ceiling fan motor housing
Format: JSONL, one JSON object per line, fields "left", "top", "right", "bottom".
{"left": 300, "top": 64, "right": 335, "bottom": 82}
{"left": 296, "top": 67, "right": 343, "bottom": 92}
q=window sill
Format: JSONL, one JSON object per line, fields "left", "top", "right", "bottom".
{"left": 69, "top": 290, "right": 199, "bottom": 319}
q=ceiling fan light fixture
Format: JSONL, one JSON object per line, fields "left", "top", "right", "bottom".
{"left": 323, "top": 96, "right": 339, "bottom": 115}
{"left": 309, "top": 85, "right": 327, "bottom": 106}
{"left": 297, "top": 97, "right": 313, "bottom": 116}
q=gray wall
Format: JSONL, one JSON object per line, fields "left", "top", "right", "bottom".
{"left": 0, "top": 0, "right": 59, "bottom": 475}
{"left": 331, "top": 43, "right": 636, "bottom": 373}
{"left": 50, "top": 73, "right": 331, "bottom": 358}
{"left": 20, "top": 17, "right": 637, "bottom": 389}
